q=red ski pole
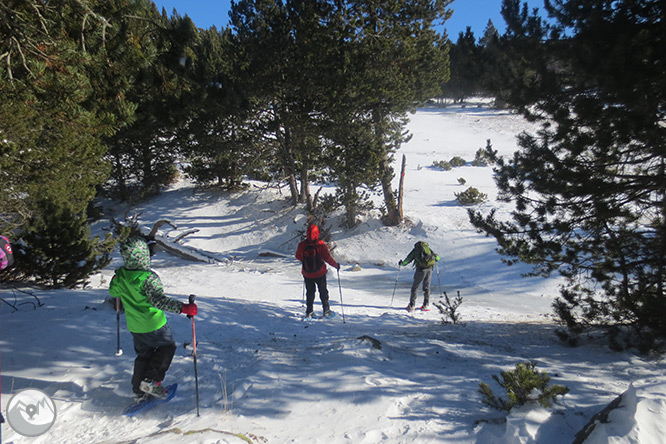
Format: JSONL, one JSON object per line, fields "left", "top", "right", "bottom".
{"left": 188, "top": 294, "right": 200, "bottom": 417}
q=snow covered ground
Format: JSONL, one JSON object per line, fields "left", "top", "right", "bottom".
{"left": 2, "top": 102, "right": 666, "bottom": 443}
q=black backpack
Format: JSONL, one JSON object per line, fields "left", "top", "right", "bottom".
{"left": 415, "top": 242, "right": 436, "bottom": 268}
{"left": 302, "top": 242, "right": 323, "bottom": 273}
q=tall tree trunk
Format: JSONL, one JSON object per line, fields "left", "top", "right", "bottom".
{"left": 286, "top": 171, "right": 299, "bottom": 206}
{"left": 380, "top": 152, "right": 401, "bottom": 226}
{"left": 114, "top": 157, "right": 129, "bottom": 201}
{"left": 277, "top": 124, "right": 299, "bottom": 205}
{"left": 300, "top": 164, "right": 313, "bottom": 211}
{"left": 397, "top": 154, "right": 406, "bottom": 221}
{"left": 344, "top": 184, "right": 358, "bottom": 228}
{"left": 373, "top": 108, "right": 403, "bottom": 227}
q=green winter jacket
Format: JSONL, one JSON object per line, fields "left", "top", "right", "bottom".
{"left": 109, "top": 237, "right": 183, "bottom": 334}
{"left": 400, "top": 241, "right": 440, "bottom": 269}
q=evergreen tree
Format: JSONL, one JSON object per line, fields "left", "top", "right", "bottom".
{"left": 479, "top": 19, "right": 500, "bottom": 48}
{"left": 321, "top": 112, "right": 386, "bottom": 227}
{"left": 469, "top": 0, "right": 666, "bottom": 346}
{"left": 228, "top": 0, "right": 451, "bottom": 223}
{"left": 0, "top": 0, "right": 115, "bottom": 233}
{"left": 476, "top": 20, "right": 501, "bottom": 98}
{"left": 327, "top": 147, "right": 378, "bottom": 228}
{"left": 178, "top": 27, "right": 266, "bottom": 190}
{"left": 442, "top": 27, "right": 481, "bottom": 102}
{"left": 481, "top": 0, "right": 550, "bottom": 108}
{"left": 101, "top": 4, "right": 199, "bottom": 200}
{"left": 12, "top": 200, "right": 113, "bottom": 288}
{"left": 227, "top": 0, "right": 333, "bottom": 208}
{"left": 0, "top": 1, "right": 190, "bottom": 284}
{"left": 330, "top": 0, "right": 451, "bottom": 225}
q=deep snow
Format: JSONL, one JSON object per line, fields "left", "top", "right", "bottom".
{"left": 2, "top": 101, "right": 665, "bottom": 444}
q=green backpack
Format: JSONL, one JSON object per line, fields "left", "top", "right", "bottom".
{"left": 415, "top": 241, "right": 436, "bottom": 268}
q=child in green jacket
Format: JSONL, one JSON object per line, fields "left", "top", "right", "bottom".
{"left": 110, "top": 236, "right": 198, "bottom": 399}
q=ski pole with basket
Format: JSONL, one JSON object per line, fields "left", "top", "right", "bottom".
{"left": 187, "top": 294, "right": 200, "bottom": 416}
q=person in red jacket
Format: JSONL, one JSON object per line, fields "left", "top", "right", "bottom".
{"left": 295, "top": 224, "right": 340, "bottom": 318}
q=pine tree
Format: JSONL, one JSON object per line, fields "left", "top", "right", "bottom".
{"left": 442, "top": 27, "right": 482, "bottom": 102}
{"left": 101, "top": 3, "right": 198, "bottom": 200}
{"left": 328, "top": 0, "right": 451, "bottom": 225}
{"left": 469, "top": 0, "right": 666, "bottom": 345}
{"left": 0, "top": 1, "right": 189, "bottom": 284}
{"left": 224, "top": 0, "right": 451, "bottom": 223}
{"left": 481, "top": 0, "right": 550, "bottom": 109}
{"left": 226, "top": 0, "right": 332, "bottom": 207}
{"left": 0, "top": 1, "right": 114, "bottom": 232}
{"left": 12, "top": 200, "right": 113, "bottom": 288}
{"left": 179, "top": 27, "right": 265, "bottom": 190}
{"left": 479, "top": 361, "right": 569, "bottom": 411}
{"left": 479, "top": 19, "right": 500, "bottom": 48}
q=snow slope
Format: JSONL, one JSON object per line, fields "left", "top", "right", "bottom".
{"left": 2, "top": 101, "right": 665, "bottom": 444}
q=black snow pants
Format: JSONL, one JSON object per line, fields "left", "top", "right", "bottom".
{"left": 304, "top": 275, "right": 331, "bottom": 315}
{"left": 131, "top": 323, "right": 177, "bottom": 394}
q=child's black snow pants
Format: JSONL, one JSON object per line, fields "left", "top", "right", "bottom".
{"left": 131, "top": 323, "right": 177, "bottom": 394}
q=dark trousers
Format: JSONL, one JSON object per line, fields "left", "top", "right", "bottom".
{"left": 131, "top": 323, "right": 177, "bottom": 394}
{"left": 409, "top": 267, "right": 432, "bottom": 308}
{"left": 305, "top": 275, "right": 330, "bottom": 314}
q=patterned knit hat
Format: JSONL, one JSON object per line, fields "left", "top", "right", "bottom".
{"left": 119, "top": 236, "right": 151, "bottom": 271}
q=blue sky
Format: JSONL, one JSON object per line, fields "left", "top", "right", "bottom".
{"left": 152, "top": 0, "right": 546, "bottom": 40}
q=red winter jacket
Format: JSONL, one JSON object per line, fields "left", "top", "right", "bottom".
{"left": 295, "top": 225, "right": 339, "bottom": 279}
